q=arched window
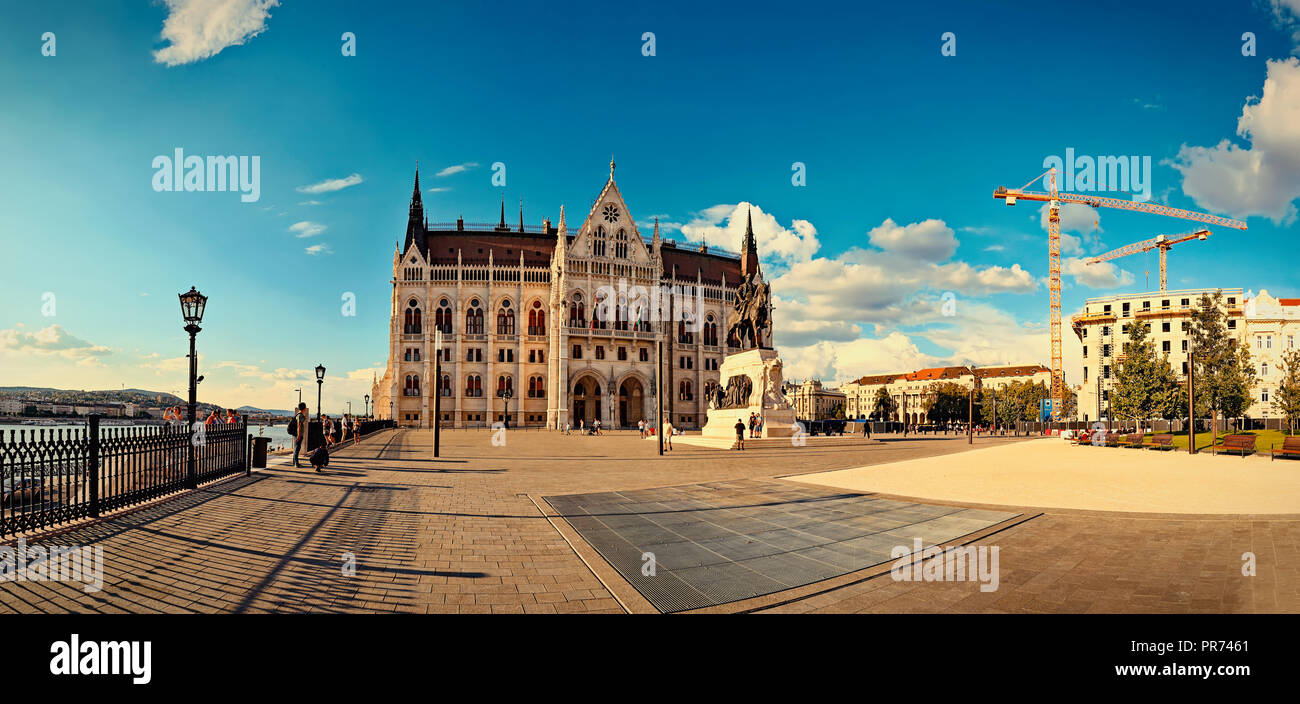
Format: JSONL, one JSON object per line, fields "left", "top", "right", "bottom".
{"left": 704, "top": 314, "right": 718, "bottom": 346}
{"left": 404, "top": 374, "right": 421, "bottom": 396}
{"left": 528, "top": 375, "right": 546, "bottom": 398}
{"left": 435, "top": 299, "right": 452, "bottom": 334}
{"left": 440, "top": 374, "right": 451, "bottom": 397}
{"left": 593, "top": 226, "right": 607, "bottom": 257}
{"left": 466, "top": 374, "right": 482, "bottom": 397}
{"left": 404, "top": 299, "right": 422, "bottom": 334}
{"left": 497, "top": 299, "right": 516, "bottom": 335}
{"left": 679, "top": 380, "right": 693, "bottom": 401}
{"left": 528, "top": 300, "right": 546, "bottom": 335}
{"left": 615, "top": 229, "right": 628, "bottom": 258}
{"left": 569, "top": 292, "right": 585, "bottom": 328}
{"left": 466, "top": 299, "right": 484, "bottom": 335}
{"left": 496, "top": 375, "right": 514, "bottom": 397}
{"left": 592, "top": 288, "right": 608, "bottom": 330}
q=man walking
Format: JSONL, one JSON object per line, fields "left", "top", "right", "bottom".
{"left": 292, "top": 402, "right": 308, "bottom": 468}
{"left": 662, "top": 416, "right": 674, "bottom": 451}
{"left": 735, "top": 417, "right": 746, "bottom": 450}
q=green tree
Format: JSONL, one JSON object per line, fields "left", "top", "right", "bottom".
{"left": 1276, "top": 349, "right": 1300, "bottom": 435}
{"left": 1110, "top": 319, "right": 1180, "bottom": 425}
{"left": 872, "top": 386, "right": 897, "bottom": 421}
{"left": 925, "top": 382, "right": 970, "bottom": 426}
{"left": 1189, "top": 291, "right": 1257, "bottom": 440}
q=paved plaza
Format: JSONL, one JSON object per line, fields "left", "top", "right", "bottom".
{"left": 1, "top": 428, "right": 1295, "bottom": 613}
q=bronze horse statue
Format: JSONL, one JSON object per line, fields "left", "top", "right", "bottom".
{"left": 727, "top": 278, "right": 771, "bottom": 350}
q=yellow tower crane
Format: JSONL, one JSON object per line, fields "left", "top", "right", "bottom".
{"left": 1085, "top": 229, "right": 1211, "bottom": 292}
{"left": 993, "top": 168, "right": 1246, "bottom": 421}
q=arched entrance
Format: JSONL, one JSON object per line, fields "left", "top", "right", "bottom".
{"left": 572, "top": 376, "right": 601, "bottom": 428}
{"left": 619, "top": 377, "right": 645, "bottom": 428}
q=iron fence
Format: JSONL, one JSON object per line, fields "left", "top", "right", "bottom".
{"left": 0, "top": 415, "right": 247, "bottom": 538}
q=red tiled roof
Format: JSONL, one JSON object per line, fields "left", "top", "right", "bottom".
{"left": 1279, "top": 298, "right": 1300, "bottom": 307}
{"left": 902, "top": 366, "right": 972, "bottom": 381}
{"left": 973, "top": 364, "right": 1050, "bottom": 379}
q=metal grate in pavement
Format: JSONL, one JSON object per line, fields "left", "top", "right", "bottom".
{"left": 544, "top": 480, "right": 1017, "bottom": 613}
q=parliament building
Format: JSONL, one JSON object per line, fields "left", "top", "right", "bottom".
{"left": 371, "top": 162, "right": 764, "bottom": 429}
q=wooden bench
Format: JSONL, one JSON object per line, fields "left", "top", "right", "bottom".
{"left": 1119, "top": 433, "right": 1146, "bottom": 448}
{"left": 1271, "top": 436, "right": 1300, "bottom": 461}
{"left": 1214, "top": 434, "right": 1256, "bottom": 457}
{"left": 1146, "top": 433, "right": 1174, "bottom": 450}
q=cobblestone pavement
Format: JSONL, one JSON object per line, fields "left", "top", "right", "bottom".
{"left": 1, "top": 428, "right": 1293, "bottom": 613}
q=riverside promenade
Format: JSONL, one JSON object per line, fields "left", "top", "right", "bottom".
{"left": 1, "top": 429, "right": 1295, "bottom": 614}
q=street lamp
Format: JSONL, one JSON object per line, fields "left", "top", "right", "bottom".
{"left": 178, "top": 286, "right": 207, "bottom": 489}
{"left": 315, "top": 364, "right": 326, "bottom": 419}
{"left": 499, "top": 386, "right": 514, "bottom": 429}
{"left": 294, "top": 387, "right": 302, "bottom": 406}
{"left": 364, "top": 394, "right": 370, "bottom": 419}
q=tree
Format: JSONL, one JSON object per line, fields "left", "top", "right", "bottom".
{"left": 1189, "top": 291, "right": 1257, "bottom": 440}
{"left": 925, "top": 382, "right": 969, "bottom": 426}
{"left": 1276, "top": 349, "right": 1300, "bottom": 435}
{"left": 1110, "top": 319, "right": 1180, "bottom": 427}
{"left": 872, "top": 386, "right": 897, "bottom": 421}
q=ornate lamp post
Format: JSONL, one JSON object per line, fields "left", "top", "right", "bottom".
{"left": 500, "top": 386, "right": 514, "bottom": 429}
{"left": 364, "top": 394, "right": 370, "bottom": 420}
{"left": 178, "top": 286, "right": 207, "bottom": 489}
{"left": 315, "top": 364, "right": 326, "bottom": 419}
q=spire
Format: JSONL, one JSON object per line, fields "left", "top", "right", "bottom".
{"left": 495, "top": 198, "right": 508, "bottom": 231}
{"left": 557, "top": 205, "right": 567, "bottom": 250}
{"left": 404, "top": 165, "right": 426, "bottom": 254}
{"left": 518, "top": 197, "right": 525, "bottom": 233}
{"left": 741, "top": 206, "right": 759, "bottom": 278}
{"left": 609, "top": 156, "right": 615, "bottom": 179}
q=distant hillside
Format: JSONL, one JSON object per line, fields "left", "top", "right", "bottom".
{"left": 0, "top": 386, "right": 218, "bottom": 412}
{"left": 237, "top": 405, "right": 294, "bottom": 417}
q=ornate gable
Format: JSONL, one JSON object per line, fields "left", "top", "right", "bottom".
{"left": 569, "top": 161, "right": 651, "bottom": 265}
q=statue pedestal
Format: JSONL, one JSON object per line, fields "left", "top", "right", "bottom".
{"left": 700, "top": 348, "right": 797, "bottom": 441}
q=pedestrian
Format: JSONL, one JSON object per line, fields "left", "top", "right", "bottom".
{"left": 638, "top": 418, "right": 646, "bottom": 439}
{"left": 309, "top": 441, "right": 329, "bottom": 473}
{"left": 563, "top": 421, "right": 571, "bottom": 435}
{"left": 323, "top": 415, "right": 335, "bottom": 447}
{"left": 291, "top": 402, "right": 308, "bottom": 468}
{"left": 341, "top": 414, "right": 351, "bottom": 444}
{"left": 204, "top": 409, "right": 220, "bottom": 426}
{"left": 225, "top": 409, "right": 239, "bottom": 425}
{"left": 734, "top": 417, "right": 746, "bottom": 450}
{"left": 579, "top": 418, "right": 585, "bottom": 435}
{"left": 863, "top": 418, "right": 872, "bottom": 439}
{"left": 748, "top": 413, "right": 756, "bottom": 438}
{"left": 755, "top": 416, "right": 763, "bottom": 437}
{"left": 352, "top": 414, "right": 362, "bottom": 446}
{"left": 593, "top": 418, "right": 601, "bottom": 436}
{"left": 662, "top": 416, "right": 674, "bottom": 451}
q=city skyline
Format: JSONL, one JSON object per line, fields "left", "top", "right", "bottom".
{"left": 4, "top": 0, "right": 1300, "bottom": 412}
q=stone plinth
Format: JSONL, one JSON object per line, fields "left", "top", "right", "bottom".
{"left": 700, "top": 348, "right": 797, "bottom": 441}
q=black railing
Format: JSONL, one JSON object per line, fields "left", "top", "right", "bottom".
{"left": 0, "top": 415, "right": 248, "bottom": 538}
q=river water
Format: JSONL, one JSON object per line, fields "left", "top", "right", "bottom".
{"left": 0, "top": 421, "right": 296, "bottom": 451}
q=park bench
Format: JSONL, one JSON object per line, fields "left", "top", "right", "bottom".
{"left": 1119, "top": 433, "right": 1145, "bottom": 448}
{"left": 1214, "top": 434, "right": 1256, "bottom": 457}
{"left": 1145, "top": 433, "right": 1174, "bottom": 451}
{"left": 1271, "top": 436, "right": 1300, "bottom": 461}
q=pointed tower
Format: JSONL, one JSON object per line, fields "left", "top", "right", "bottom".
{"left": 741, "top": 207, "right": 760, "bottom": 278}
{"left": 518, "top": 197, "right": 525, "bottom": 233}
{"left": 495, "top": 199, "right": 509, "bottom": 231}
{"left": 403, "top": 167, "right": 426, "bottom": 253}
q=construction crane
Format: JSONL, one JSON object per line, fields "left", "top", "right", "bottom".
{"left": 1085, "top": 229, "right": 1211, "bottom": 292}
{"left": 993, "top": 167, "right": 1247, "bottom": 421}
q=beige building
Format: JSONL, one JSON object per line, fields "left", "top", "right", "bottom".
{"left": 788, "top": 379, "right": 845, "bottom": 420}
{"left": 1071, "top": 288, "right": 1296, "bottom": 422}
{"left": 373, "top": 162, "right": 767, "bottom": 430}
{"left": 842, "top": 364, "right": 1051, "bottom": 424}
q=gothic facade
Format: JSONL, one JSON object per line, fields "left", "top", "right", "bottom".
{"left": 372, "top": 163, "right": 763, "bottom": 429}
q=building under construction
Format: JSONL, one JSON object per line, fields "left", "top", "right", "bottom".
{"left": 1072, "top": 288, "right": 1299, "bottom": 423}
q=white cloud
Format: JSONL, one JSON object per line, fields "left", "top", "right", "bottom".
{"left": 305, "top": 243, "right": 332, "bottom": 256}
{"left": 867, "top": 218, "right": 958, "bottom": 261}
{"left": 426, "top": 187, "right": 452, "bottom": 193}
{"left": 1269, "top": 1, "right": 1300, "bottom": 51}
{"left": 298, "top": 200, "right": 322, "bottom": 206}
{"left": 678, "top": 202, "right": 819, "bottom": 264}
{"left": 0, "top": 325, "right": 113, "bottom": 360}
{"left": 1039, "top": 201, "right": 1101, "bottom": 235}
{"left": 435, "top": 162, "right": 479, "bottom": 177}
{"left": 1063, "top": 257, "right": 1135, "bottom": 289}
{"left": 152, "top": 0, "right": 279, "bottom": 67}
{"left": 1169, "top": 58, "right": 1300, "bottom": 223}
{"left": 296, "top": 173, "right": 363, "bottom": 194}
{"left": 289, "top": 221, "right": 326, "bottom": 238}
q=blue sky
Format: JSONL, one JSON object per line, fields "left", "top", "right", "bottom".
{"left": 2, "top": 0, "right": 1299, "bottom": 411}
